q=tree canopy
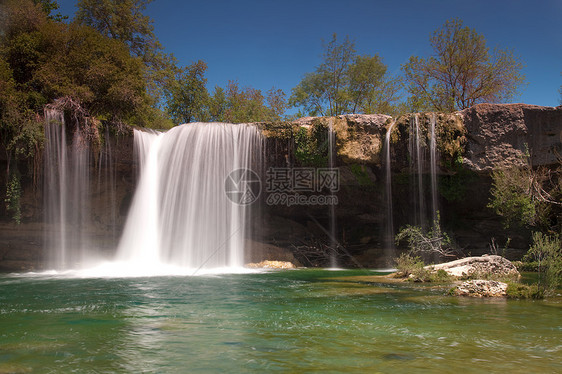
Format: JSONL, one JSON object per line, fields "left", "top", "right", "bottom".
{"left": 166, "top": 60, "right": 209, "bottom": 124}
{"left": 75, "top": 0, "right": 177, "bottom": 107}
{"left": 208, "top": 81, "right": 287, "bottom": 123}
{"left": 0, "top": 0, "right": 160, "bottom": 173}
{"left": 402, "top": 18, "right": 525, "bottom": 112}
{"left": 289, "top": 34, "right": 402, "bottom": 116}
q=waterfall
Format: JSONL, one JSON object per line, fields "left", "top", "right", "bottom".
{"left": 97, "top": 126, "right": 118, "bottom": 245}
{"left": 429, "top": 114, "right": 439, "bottom": 223}
{"left": 408, "top": 115, "right": 426, "bottom": 228}
{"left": 384, "top": 121, "right": 396, "bottom": 257}
{"left": 327, "top": 119, "right": 338, "bottom": 268}
{"left": 43, "top": 109, "right": 91, "bottom": 268}
{"left": 116, "top": 123, "right": 263, "bottom": 270}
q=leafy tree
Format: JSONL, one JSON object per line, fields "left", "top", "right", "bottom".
{"left": 348, "top": 55, "right": 402, "bottom": 114}
{"left": 266, "top": 88, "right": 288, "bottom": 121}
{"left": 76, "top": 0, "right": 177, "bottom": 105}
{"left": 290, "top": 34, "right": 401, "bottom": 116}
{"left": 166, "top": 60, "right": 210, "bottom": 124}
{"left": 209, "top": 81, "right": 287, "bottom": 123}
{"left": 0, "top": 0, "right": 49, "bottom": 172}
{"left": 1, "top": 0, "right": 153, "bottom": 129}
{"left": 224, "top": 81, "right": 268, "bottom": 123}
{"left": 76, "top": 0, "right": 155, "bottom": 58}
{"left": 402, "top": 18, "right": 525, "bottom": 112}
{"left": 32, "top": 0, "right": 67, "bottom": 21}
{"left": 208, "top": 86, "right": 227, "bottom": 122}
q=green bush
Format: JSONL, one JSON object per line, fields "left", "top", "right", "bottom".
{"left": 395, "top": 212, "right": 456, "bottom": 261}
{"left": 294, "top": 126, "right": 329, "bottom": 167}
{"left": 505, "top": 282, "right": 543, "bottom": 299}
{"left": 512, "top": 260, "right": 539, "bottom": 272}
{"left": 431, "top": 269, "right": 454, "bottom": 283}
{"left": 394, "top": 253, "right": 425, "bottom": 280}
{"left": 524, "top": 232, "right": 562, "bottom": 293}
{"left": 4, "top": 173, "right": 21, "bottom": 224}
{"left": 394, "top": 253, "right": 453, "bottom": 283}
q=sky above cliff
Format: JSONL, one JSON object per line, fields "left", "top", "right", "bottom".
{"left": 56, "top": 0, "right": 562, "bottom": 110}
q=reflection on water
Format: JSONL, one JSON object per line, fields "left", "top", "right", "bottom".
{"left": 0, "top": 270, "right": 560, "bottom": 373}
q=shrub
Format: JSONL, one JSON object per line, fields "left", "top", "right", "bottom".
{"left": 394, "top": 253, "right": 426, "bottom": 280}
{"left": 394, "top": 253, "right": 453, "bottom": 283}
{"left": 505, "top": 282, "right": 543, "bottom": 299}
{"left": 524, "top": 232, "right": 562, "bottom": 293}
{"left": 4, "top": 173, "right": 21, "bottom": 224}
{"left": 395, "top": 212, "right": 457, "bottom": 261}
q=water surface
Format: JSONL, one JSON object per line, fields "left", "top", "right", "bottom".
{"left": 1, "top": 269, "right": 560, "bottom": 373}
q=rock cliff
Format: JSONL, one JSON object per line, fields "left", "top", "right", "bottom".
{"left": 0, "top": 103, "right": 560, "bottom": 270}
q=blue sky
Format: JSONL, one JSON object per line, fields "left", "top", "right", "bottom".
{"left": 56, "top": 0, "right": 562, "bottom": 109}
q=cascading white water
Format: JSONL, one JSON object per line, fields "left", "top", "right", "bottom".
{"left": 327, "top": 119, "right": 338, "bottom": 268}
{"left": 408, "top": 115, "right": 426, "bottom": 228}
{"left": 44, "top": 109, "right": 91, "bottom": 268}
{"left": 384, "top": 121, "right": 396, "bottom": 256}
{"left": 116, "top": 123, "right": 263, "bottom": 270}
{"left": 429, "top": 114, "right": 439, "bottom": 223}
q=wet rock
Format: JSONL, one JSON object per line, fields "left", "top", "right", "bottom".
{"left": 453, "top": 280, "right": 508, "bottom": 297}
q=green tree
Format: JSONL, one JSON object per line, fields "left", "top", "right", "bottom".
{"left": 209, "top": 81, "right": 286, "bottom": 123}
{"left": 402, "top": 18, "right": 525, "bottom": 112}
{"left": 32, "top": 0, "right": 67, "bottom": 21}
{"left": 208, "top": 86, "right": 227, "bottom": 122}
{"left": 290, "top": 34, "right": 354, "bottom": 116}
{"left": 266, "top": 88, "right": 288, "bottom": 121}
{"left": 166, "top": 60, "right": 210, "bottom": 124}
{"left": 348, "top": 55, "right": 402, "bottom": 114}
{"left": 76, "top": 0, "right": 177, "bottom": 106}
{"left": 1, "top": 0, "right": 152, "bottom": 127}
{"left": 290, "top": 34, "right": 401, "bottom": 116}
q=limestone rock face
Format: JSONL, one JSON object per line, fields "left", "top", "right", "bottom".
{"left": 333, "top": 114, "right": 391, "bottom": 164}
{"left": 427, "top": 255, "right": 520, "bottom": 279}
{"left": 453, "top": 280, "right": 508, "bottom": 297}
{"left": 291, "top": 114, "right": 391, "bottom": 164}
{"left": 462, "top": 103, "right": 562, "bottom": 171}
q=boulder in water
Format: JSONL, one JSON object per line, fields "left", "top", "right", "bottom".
{"left": 452, "top": 280, "right": 508, "bottom": 297}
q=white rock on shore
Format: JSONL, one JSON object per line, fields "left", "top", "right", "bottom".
{"left": 426, "top": 254, "right": 520, "bottom": 279}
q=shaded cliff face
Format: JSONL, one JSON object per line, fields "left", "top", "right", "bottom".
{"left": 462, "top": 104, "right": 562, "bottom": 171}
{"left": 0, "top": 128, "right": 135, "bottom": 271}
{"left": 0, "top": 104, "right": 560, "bottom": 270}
